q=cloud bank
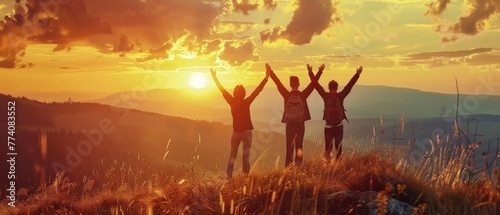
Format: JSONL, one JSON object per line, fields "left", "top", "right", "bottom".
{"left": 260, "top": 0, "right": 340, "bottom": 45}
{"left": 426, "top": 0, "right": 500, "bottom": 43}
{"left": 425, "top": 0, "right": 450, "bottom": 16}
{"left": 0, "top": 0, "right": 224, "bottom": 68}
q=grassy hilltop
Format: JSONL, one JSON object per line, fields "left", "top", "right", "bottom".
{"left": 2, "top": 150, "right": 499, "bottom": 215}
{"left": 0, "top": 94, "right": 498, "bottom": 214}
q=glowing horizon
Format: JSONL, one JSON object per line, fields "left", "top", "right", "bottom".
{"left": 0, "top": 0, "right": 499, "bottom": 99}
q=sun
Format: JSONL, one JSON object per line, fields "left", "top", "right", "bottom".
{"left": 190, "top": 73, "right": 207, "bottom": 89}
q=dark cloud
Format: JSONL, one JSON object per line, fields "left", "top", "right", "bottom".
{"left": 427, "top": 0, "right": 500, "bottom": 42}
{"left": 0, "top": 0, "right": 113, "bottom": 67}
{"left": 263, "top": 17, "right": 270, "bottom": 24}
{"left": 261, "top": 0, "right": 341, "bottom": 45}
{"left": 29, "top": 0, "right": 113, "bottom": 44}
{"left": 85, "top": 0, "right": 220, "bottom": 48}
{"left": 465, "top": 52, "right": 500, "bottom": 65}
{"left": 223, "top": 0, "right": 276, "bottom": 14}
{"left": 401, "top": 48, "right": 499, "bottom": 68}
{"left": 201, "top": 39, "right": 222, "bottom": 55}
{"left": 0, "top": 0, "right": 224, "bottom": 67}
{"left": 445, "top": 0, "right": 500, "bottom": 35}
{"left": 440, "top": 35, "right": 460, "bottom": 44}
{"left": 19, "top": 62, "right": 34, "bottom": 68}
{"left": 0, "top": 4, "right": 28, "bottom": 68}
{"left": 318, "top": 48, "right": 499, "bottom": 69}
{"left": 232, "top": 0, "right": 258, "bottom": 15}
{"left": 137, "top": 42, "right": 173, "bottom": 62}
{"left": 0, "top": 58, "right": 17, "bottom": 69}
{"left": 78, "top": 0, "right": 222, "bottom": 60}
{"left": 263, "top": 0, "right": 277, "bottom": 10}
{"left": 425, "top": 0, "right": 450, "bottom": 16}
{"left": 52, "top": 44, "right": 73, "bottom": 52}
{"left": 406, "top": 48, "right": 494, "bottom": 60}
{"left": 0, "top": 31, "right": 26, "bottom": 68}
{"left": 260, "top": 26, "right": 282, "bottom": 43}
{"left": 219, "top": 39, "right": 258, "bottom": 66}
{"left": 282, "top": 0, "right": 340, "bottom": 45}
{"left": 58, "top": 66, "right": 80, "bottom": 70}
{"left": 113, "top": 35, "right": 134, "bottom": 53}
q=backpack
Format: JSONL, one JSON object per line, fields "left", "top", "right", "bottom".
{"left": 324, "top": 94, "right": 344, "bottom": 126}
{"left": 284, "top": 92, "right": 305, "bottom": 123}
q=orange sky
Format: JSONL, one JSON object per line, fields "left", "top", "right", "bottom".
{"left": 1, "top": 0, "right": 500, "bottom": 100}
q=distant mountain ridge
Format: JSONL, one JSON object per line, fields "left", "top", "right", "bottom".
{"left": 91, "top": 85, "right": 500, "bottom": 123}
{"left": 0, "top": 92, "right": 498, "bottom": 192}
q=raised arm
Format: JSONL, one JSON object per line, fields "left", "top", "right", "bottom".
{"left": 304, "top": 64, "right": 326, "bottom": 97}
{"left": 210, "top": 68, "right": 234, "bottom": 104}
{"left": 313, "top": 64, "right": 328, "bottom": 98}
{"left": 307, "top": 64, "right": 315, "bottom": 81}
{"left": 247, "top": 70, "right": 270, "bottom": 103}
{"left": 341, "top": 66, "right": 362, "bottom": 96}
{"left": 266, "top": 63, "right": 289, "bottom": 98}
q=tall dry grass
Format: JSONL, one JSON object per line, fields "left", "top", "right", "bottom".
{"left": 2, "top": 147, "right": 498, "bottom": 214}
{"left": 2, "top": 109, "right": 499, "bottom": 214}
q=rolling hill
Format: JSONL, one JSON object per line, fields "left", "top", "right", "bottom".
{"left": 89, "top": 85, "right": 500, "bottom": 147}
{"left": 0, "top": 93, "right": 498, "bottom": 214}
{"left": 1, "top": 87, "right": 498, "bottom": 193}
{"left": 90, "top": 85, "right": 500, "bottom": 124}
{"left": 0, "top": 94, "right": 293, "bottom": 191}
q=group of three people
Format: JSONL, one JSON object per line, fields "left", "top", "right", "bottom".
{"left": 211, "top": 64, "right": 363, "bottom": 179}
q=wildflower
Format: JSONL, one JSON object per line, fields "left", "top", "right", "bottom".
{"left": 396, "top": 183, "right": 407, "bottom": 196}
{"left": 377, "top": 191, "right": 388, "bottom": 215}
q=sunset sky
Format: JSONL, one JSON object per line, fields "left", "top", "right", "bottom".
{"left": 1, "top": 0, "right": 499, "bottom": 99}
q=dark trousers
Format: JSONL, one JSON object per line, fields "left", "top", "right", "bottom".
{"left": 285, "top": 122, "right": 305, "bottom": 167}
{"left": 227, "top": 131, "right": 252, "bottom": 179}
{"left": 324, "top": 124, "right": 344, "bottom": 161}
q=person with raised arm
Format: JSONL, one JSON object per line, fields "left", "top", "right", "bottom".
{"left": 308, "top": 65, "right": 363, "bottom": 161}
{"left": 211, "top": 67, "right": 269, "bottom": 179}
{"left": 266, "top": 63, "right": 321, "bottom": 168}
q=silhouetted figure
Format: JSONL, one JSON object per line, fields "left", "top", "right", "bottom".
{"left": 309, "top": 65, "right": 362, "bottom": 161}
{"left": 266, "top": 63, "right": 320, "bottom": 168}
{"left": 211, "top": 68, "right": 269, "bottom": 179}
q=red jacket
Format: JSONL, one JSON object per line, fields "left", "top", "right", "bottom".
{"left": 213, "top": 75, "right": 268, "bottom": 132}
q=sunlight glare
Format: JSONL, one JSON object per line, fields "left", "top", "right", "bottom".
{"left": 190, "top": 73, "right": 207, "bottom": 89}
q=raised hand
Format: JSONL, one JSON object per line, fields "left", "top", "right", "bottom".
{"left": 356, "top": 66, "right": 363, "bottom": 75}
{"left": 319, "top": 63, "right": 325, "bottom": 72}
{"left": 210, "top": 68, "right": 217, "bottom": 77}
{"left": 307, "top": 64, "right": 314, "bottom": 78}
{"left": 265, "top": 63, "right": 272, "bottom": 72}
{"left": 307, "top": 64, "right": 313, "bottom": 72}
{"left": 265, "top": 69, "right": 270, "bottom": 79}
